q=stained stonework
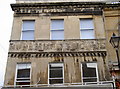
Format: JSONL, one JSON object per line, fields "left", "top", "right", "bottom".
{"left": 9, "top": 39, "right": 106, "bottom": 52}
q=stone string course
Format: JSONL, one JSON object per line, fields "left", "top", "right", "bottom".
{"left": 9, "top": 39, "right": 106, "bottom": 52}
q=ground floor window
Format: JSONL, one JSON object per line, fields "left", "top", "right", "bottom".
{"left": 48, "top": 63, "right": 64, "bottom": 84}
{"left": 15, "top": 63, "right": 31, "bottom": 86}
{"left": 81, "top": 62, "right": 99, "bottom": 83}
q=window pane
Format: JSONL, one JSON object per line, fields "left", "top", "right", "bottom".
{"left": 50, "top": 63, "right": 63, "bottom": 69}
{"left": 83, "top": 78, "right": 97, "bottom": 82}
{"left": 17, "top": 69, "right": 30, "bottom": 78}
{"left": 23, "top": 21, "right": 35, "bottom": 31}
{"left": 80, "top": 19, "right": 94, "bottom": 29}
{"left": 80, "top": 29, "right": 95, "bottom": 39}
{"left": 22, "top": 31, "right": 34, "bottom": 40}
{"left": 50, "top": 63, "right": 63, "bottom": 67}
{"left": 17, "top": 78, "right": 30, "bottom": 81}
{"left": 51, "top": 20, "right": 64, "bottom": 30}
{"left": 49, "top": 63, "right": 64, "bottom": 84}
{"left": 17, "top": 63, "right": 31, "bottom": 69}
{"left": 51, "top": 30, "right": 64, "bottom": 40}
{"left": 50, "top": 69, "right": 63, "bottom": 78}
{"left": 49, "top": 79, "right": 63, "bottom": 84}
{"left": 82, "top": 63, "right": 96, "bottom": 77}
{"left": 80, "top": 19, "right": 95, "bottom": 39}
{"left": 16, "top": 82, "right": 30, "bottom": 86}
{"left": 82, "top": 63, "right": 98, "bottom": 82}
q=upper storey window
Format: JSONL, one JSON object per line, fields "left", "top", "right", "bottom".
{"left": 21, "top": 20, "right": 35, "bottom": 40}
{"left": 80, "top": 19, "right": 95, "bottom": 39}
{"left": 50, "top": 19, "right": 64, "bottom": 40}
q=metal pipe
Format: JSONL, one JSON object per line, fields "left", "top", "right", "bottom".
{"left": 116, "top": 49, "right": 120, "bottom": 69}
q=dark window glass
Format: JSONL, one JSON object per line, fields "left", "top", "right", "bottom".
{"left": 82, "top": 63, "right": 96, "bottom": 77}
{"left": 49, "top": 63, "right": 63, "bottom": 84}
{"left": 17, "top": 78, "right": 30, "bottom": 81}
{"left": 82, "top": 63, "right": 98, "bottom": 82}
{"left": 16, "top": 82, "right": 30, "bottom": 87}
{"left": 17, "top": 69, "right": 30, "bottom": 78}
{"left": 50, "top": 69, "right": 63, "bottom": 78}
{"left": 83, "top": 78, "right": 97, "bottom": 82}
{"left": 16, "top": 82, "right": 30, "bottom": 85}
{"left": 49, "top": 79, "right": 63, "bottom": 84}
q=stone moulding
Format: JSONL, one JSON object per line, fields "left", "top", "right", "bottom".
{"left": 9, "top": 39, "right": 106, "bottom": 52}
{"left": 11, "top": 2, "right": 119, "bottom": 16}
{"left": 11, "top": 2, "right": 105, "bottom": 15}
{"left": 8, "top": 51, "right": 107, "bottom": 58}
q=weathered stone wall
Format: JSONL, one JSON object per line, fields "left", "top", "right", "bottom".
{"left": 9, "top": 39, "right": 106, "bottom": 52}
{"left": 4, "top": 39, "right": 110, "bottom": 86}
{"left": 10, "top": 2, "right": 106, "bottom": 40}
{"left": 104, "top": 8, "right": 120, "bottom": 64}
{"left": 4, "top": 56, "right": 109, "bottom": 86}
{"left": 10, "top": 15, "right": 105, "bottom": 40}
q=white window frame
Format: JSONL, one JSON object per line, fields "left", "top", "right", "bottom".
{"left": 80, "top": 19, "right": 95, "bottom": 39}
{"left": 14, "top": 63, "right": 31, "bottom": 86}
{"left": 48, "top": 63, "right": 64, "bottom": 84}
{"left": 50, "top": 19, "right": 64, "bottom": 40}
{"left": 21, "top": 20, "right": 35, "bottom": 40}
{"left": 81, "top": 62, "right": 99, "bottom": 83}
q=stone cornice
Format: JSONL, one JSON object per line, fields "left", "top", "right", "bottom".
{"left": 11, "top": 2, "right": 106, "bottom": 15}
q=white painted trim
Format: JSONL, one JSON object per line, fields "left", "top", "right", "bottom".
{"left": 96, "top": 63, "right": 99, "bottom": 82}
{"left": 14, "top": 64, "right": 18, "bottom": 86}
{"left": 30, "top": 63, "right": 32, "bottom": 85}
{"left": 81, "top": 63, "right": 83, "bottom": 84}
{"left": 48, "top": 63, "right": 50, "bottom": 85}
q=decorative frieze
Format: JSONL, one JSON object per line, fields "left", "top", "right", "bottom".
{"left": 11, "top": 2, "right": 103, "bottom": 15}
{"left": 8, "top": 51, "right": 107, "bottom": 58}
{"left": 9, "top": 39, "right": 106, "bottom": 52}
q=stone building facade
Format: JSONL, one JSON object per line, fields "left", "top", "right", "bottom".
{"left": 3, "top": 0, "right": 120, "bottom": 88}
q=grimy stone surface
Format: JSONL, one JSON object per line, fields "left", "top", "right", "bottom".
{"left": 9, "top": 39, "right": 106, "bottom": 52}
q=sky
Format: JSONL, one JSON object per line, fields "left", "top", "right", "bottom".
{"left": 0, "top": 0, "right": 15, "bottom": 86}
